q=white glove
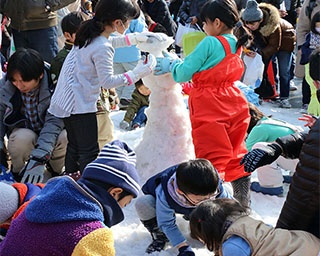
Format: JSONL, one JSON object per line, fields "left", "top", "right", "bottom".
{"left": 120, "top": 120, "right": 130, "bottom": 130}
{"left": 124, "top": 54, "right": 156, "bottom": 85}
{"left": 126, "top": 32, "right": 167, "bottom": 45}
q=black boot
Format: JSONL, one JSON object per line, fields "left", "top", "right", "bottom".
{"left": 142, "top": 218, "right": 169, "bottom": 253}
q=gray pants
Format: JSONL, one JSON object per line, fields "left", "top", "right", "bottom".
{"left": 135, "top": 194, "right": 157, "bottom": 221}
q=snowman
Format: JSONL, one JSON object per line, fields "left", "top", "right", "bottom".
{"left": 134, "top": 34, "right": 195, "bottom": 182}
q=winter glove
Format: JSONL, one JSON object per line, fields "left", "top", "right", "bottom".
{"left": 154, "top": 51, "right": 182, "bottom": 75}
{"left": 126, "top": 32, "right": 166, "bottom": 46}
{"left": 240, "top": 143, "right": 283, "bottom": 173}
{"left": 120, "top": 120, "right": 131, "bottom": 130}
{"left": 20, "top": 158, "right": 47, "bottom": 184}
{"left": 124, "top": 54, "right": 156, "bottom": 85}
{"left": 178, "top": 245, "right": 195, "bottom": 256}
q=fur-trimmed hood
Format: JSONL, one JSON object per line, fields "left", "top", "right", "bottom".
{"left": 258, "top": 3, "right": 280, "bottom": 37}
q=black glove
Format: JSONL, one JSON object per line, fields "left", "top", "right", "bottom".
{"left": 240, "top": 143, "right": 283, "bottom": 173}
{"left": 178, "top": 245, "right": 195, "bottom": 256}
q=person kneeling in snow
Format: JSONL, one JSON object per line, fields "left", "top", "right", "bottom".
{"left": 135, "top": 159, "right": 233, "bottom": 255}
{"left": 120, "top": 79, "right": 150, "bottom": 130}
{"left": 0, "top": 140, "right": 141, "bottom": 256}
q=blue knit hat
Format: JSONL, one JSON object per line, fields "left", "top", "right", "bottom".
{"left": 242, "top": 0, "right": 263, "bottom": 22}
{"left": 81, "top": 140, "right": 140, "bottom": 197}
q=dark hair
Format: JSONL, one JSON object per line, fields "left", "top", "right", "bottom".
{"left": 200, "top": 0, "right": 239, "bottom": 30}
{"left": 247, "top": 102, "right": 265, "bottom": 134}
{"left": 309, "top": 48, "right": 320, "bottom": 81}
{"left": 75, "top": 0, "right": 140, "bottom": 48}
{"left": 6, "top": 48, "right": 44, "bottom": 82}
{"left": 176, "top": 159, "right": 219, "bottom": 195}
{"left": 234, "top": 22, "right": 254, "bottom": 49}
{"left": 310, "top": 11, "right": 320, "bottom": 35}
{"left": 61, "top": 11, "right": 87, "bottom": 35}
{"left": 189, "top": 199, "right": 249, "bottom": 252}
{"left": 135, "top": 79, "right": 144, "bottom": 88}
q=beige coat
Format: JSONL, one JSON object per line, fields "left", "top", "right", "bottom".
{"left": 220, "top": 216, "right": 320, "bottom": 256}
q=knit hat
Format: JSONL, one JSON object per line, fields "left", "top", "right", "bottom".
{"left": 81, "top": 140, "right": 141, "bottom": 198}
{"left": 242, "top": 0, "right": 263, "bottom": 22}
{"left": 0, "top": 182, "right": 19, "bottom": 223}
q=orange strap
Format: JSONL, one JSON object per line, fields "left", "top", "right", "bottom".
{"left": 216, "top": 35, "right": 242, "bottom": 56}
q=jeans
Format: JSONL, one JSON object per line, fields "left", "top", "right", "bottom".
{"left": 132, "top": 106, "right": 148, "bottom": 126}
{"left": 12, "top": 26, "right": 58, "bottom": 63}
{"left": 275, "top": 51, "right": 293, "bottom": 99}
{"left": 63, "top": 113, "right": 99, "bottom": 173}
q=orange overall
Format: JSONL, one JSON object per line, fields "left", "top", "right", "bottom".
{"left": 189, "top": 36, "right": 250, "bottom": 182}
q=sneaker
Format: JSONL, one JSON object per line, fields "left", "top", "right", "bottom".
{"left": 131, "top": 123, "right": 140, "bottom": 130}
{"left": 63, "top": 171, "right": 81, "bottom": 181}
{"left": 279, "top": 99, "right": 291, "bottom": 108}
{"left": 300, "top": 104, "right": 309, "bottom": 114}
{"left": 289, "top": 80, "right": 298, "bottom": 91}
{"left": 250, "top": 182, "right": 284, "bottom": 196}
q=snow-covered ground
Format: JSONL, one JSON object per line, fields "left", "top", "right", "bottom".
{"left": 110, "top": 99, "right": 308, "bottom": 256}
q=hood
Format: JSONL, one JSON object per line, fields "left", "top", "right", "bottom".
{"left": 258, "top": 3, "right": 280, "bottom": 37}
{"left": 25, "top": 176, "right": 104, "bottom": 224}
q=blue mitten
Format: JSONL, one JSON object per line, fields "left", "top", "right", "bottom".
{"left": 154, "top": 51, "right": 181, "bottom": 75}
{"left": 178, "top": 245, "right": 195, "bottom": 256}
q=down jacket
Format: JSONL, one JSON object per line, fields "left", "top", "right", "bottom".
{"left": 243, "top": 3, "right": 296, "bottom": 62}
{"left": 275, "top": 118, "right": 320, "bottom": 238}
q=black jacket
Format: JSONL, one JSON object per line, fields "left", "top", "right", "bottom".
{"left": 140, "top": 0, "right": 177, "bottom": 36}
{"left": 275, "top": 119, "right": 320, "bottom": 238}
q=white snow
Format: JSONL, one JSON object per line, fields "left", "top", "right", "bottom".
{"left": 110, "top": 99, "right": 308, "bottom": 256}
{"left": 135, "top": 36, "right": 195, "bottom": 183}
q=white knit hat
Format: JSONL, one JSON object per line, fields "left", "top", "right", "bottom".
{"left": 0, "top": 182, "right": 19, "bottom": 223}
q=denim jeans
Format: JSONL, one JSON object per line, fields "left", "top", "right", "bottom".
{"left": 274, "top": 51, "right": 293, "bottom": 99}
{"left": 132, "top": 106, "right": 148, "bottom": 126}
{"left": 12, "top": 26, "right": 58, "bottom": 63}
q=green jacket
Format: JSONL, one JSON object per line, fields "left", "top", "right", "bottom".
{"left": 123, "top": 89, "right": 149, "bottom": 123}
{"left": 50, "top": 42, "right": 73, "bottom": 86}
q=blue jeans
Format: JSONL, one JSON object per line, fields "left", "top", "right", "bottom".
{"left": 12, "top": 26, "right": 58, "bottom": 63}
{"left": 132, "top": 106, "right": 147, "bottom": 126}
{"left": 274, "top": 51, "right": 293, "bottom": 99}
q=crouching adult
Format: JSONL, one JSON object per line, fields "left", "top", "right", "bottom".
{"left": 0, "top": 48, "right": 67, "bottom": 183}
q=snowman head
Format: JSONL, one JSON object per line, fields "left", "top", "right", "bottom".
{"left": 137, "top": 33, "right": 174, "bottom": 57}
